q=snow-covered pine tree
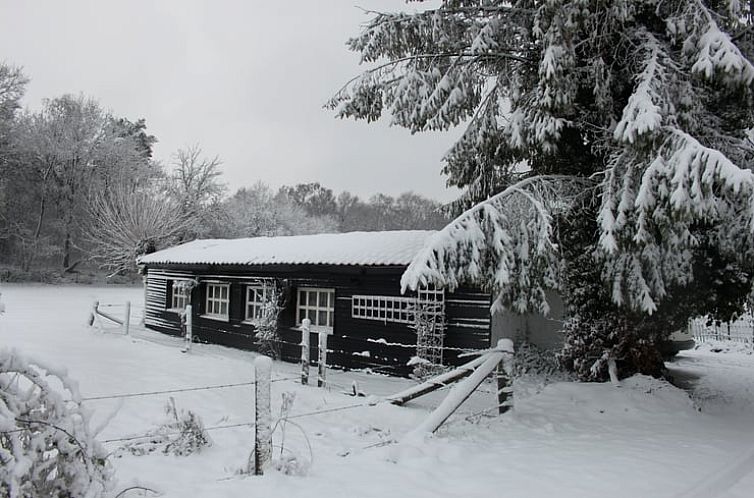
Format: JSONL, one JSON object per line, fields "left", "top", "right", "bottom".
{"left": 329, "top": 1, "right": 754, "bottom": 379}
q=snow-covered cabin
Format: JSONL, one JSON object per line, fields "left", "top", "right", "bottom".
{"left": 138, "top": 230, "right": 498, "bottom": 376}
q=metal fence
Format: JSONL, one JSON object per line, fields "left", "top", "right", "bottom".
{"left": 689, "top": 315, "right": 754, "bottom": 346}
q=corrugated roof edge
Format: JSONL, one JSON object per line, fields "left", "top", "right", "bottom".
{"left": 137, "top": 230, "right": 437, "bottom": 267}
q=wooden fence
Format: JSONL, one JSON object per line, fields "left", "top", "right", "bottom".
{"left": 689, "top": 315, "right": 754, "bottom": 346}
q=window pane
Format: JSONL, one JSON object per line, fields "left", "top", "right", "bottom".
{"left": 307, "top": 309, "right": 316, "bottom": 322}
{"left": 319, "top": 292, "right": 328, "bottom": 307}
{"left": 328, "top": 311, "right": 333, "bottom": 326}
{"left": 220, "top": 302, "right": 227, "bottom": 316}
{"left": 318, "top": 310, "right": 327, "bottom": 325}
{"left": 308, "top": 291, "right": 317, "bottom": 306}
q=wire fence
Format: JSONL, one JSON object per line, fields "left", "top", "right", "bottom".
{"left": 97, "top": 391, "right": 373, "bottom": 445}
{"left": 82, "top": 299, "right": 506, "bottom": 449}
{"left": 81, "top": 377, "right": 299, "bottom": 402}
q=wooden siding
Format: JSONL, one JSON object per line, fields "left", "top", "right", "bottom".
{"left": 144, "top": 269, "right": 192, "bottom": 335}
{"left": 143, "top": 264, "right": 491, "bottom": 377}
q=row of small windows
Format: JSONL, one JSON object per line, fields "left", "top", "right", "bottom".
{"left": 351, "top": 295, "right": 415, "bottom": 324}
{"left": 351, "top": 290, "right": 444, "bottom": 325}
{"left": 167, "top": 280, "right": 441, "bottom": 329}
{"left": 167, "top": 280, "right": 334, "bottom": 330}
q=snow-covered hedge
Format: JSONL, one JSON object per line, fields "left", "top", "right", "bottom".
{"left": 0, "top": 349, "right": 112, "bottom": 497}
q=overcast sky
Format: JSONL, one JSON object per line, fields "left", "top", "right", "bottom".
{"left": 0, "top": 0, "right": 461, "bottom": 201}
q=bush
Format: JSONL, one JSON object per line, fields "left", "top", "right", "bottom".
{"left": 558, "top": 315, "right": 665, "bottom": 381}
{"left": 511, "top": 342, "right": 563, "bottom": 380}
{"left": 0, "top": 349, "right": 113, "bottom": 497}
{"left": 122, "top": 398, "right": 211, "bottom": 457}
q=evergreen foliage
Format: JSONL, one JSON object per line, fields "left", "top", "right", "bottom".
{"left": 332, "top": 0, "right": 754, "bottom": 379}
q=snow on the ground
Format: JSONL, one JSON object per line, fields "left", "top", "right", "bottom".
{"left": 2, "top": 283, "right": 754, "bottom": 497}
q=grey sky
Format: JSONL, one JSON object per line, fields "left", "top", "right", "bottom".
{"left": 0, "top": 0, "right": 461, "bottom": 202}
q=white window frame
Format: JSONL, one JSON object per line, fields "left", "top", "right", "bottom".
{"left": 352, "top": 295, "right": 416, "bottom": 324}
{"left": 204, "top": 282, "right": 230, "bottom": 321}
{"left": 244, "top": 283, "right": 270, "bottom": 324}
{"left": 352, "top": 288, "right": 444, "bottom": 324}
{"left": 168, "top": 280, "right": 190, "bottom": 312}
{"left": 296, "top": 287, "right": 335, "bottom": 333}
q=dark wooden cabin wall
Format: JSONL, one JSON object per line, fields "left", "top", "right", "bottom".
{"left": 143, "top": 264, "right": 492, "bottom": 377}
{"left": 443, "top": 288, "right": 492, "bottom": 365}
{"left": 144, "top": 269, "right": 192, "bottom": 336}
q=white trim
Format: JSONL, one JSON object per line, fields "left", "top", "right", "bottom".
{"left": 352, "top": 289, "right": 444, "bottom": 325}
{"left": 296, "top": 287, "right": 335, "bottom": 332}
{"left": 169, "top": 279, "right": 190, "bottom": 311}
{"left": 205, "top": 282, "right": 230, "bottom": 320}
{"left": 352, "top": 294, "right": 416, "bottom": 324}
{"left": 245, "top": 283, "right": 269, "bottom": 323}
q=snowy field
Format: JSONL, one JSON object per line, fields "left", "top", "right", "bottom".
{"left": 2, "top": 284, "right": 754, "bottom": 498}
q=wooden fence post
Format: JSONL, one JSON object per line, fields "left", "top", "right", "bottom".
{"left": 301, "top": 318, "right": 311, "bottom": 385}
{"left": 253, "top": 356, "right": 272, "bottom": 475}
{"left": 124, "top": 301, "right": 131, "bottom": 335}
{"left": 87, "top": 300, "right": 99, "bottom": 327}
{"left": 496, "top": 361, "right": 511, "bottom": 415}
{"left": 318, "top": 330, "right": 328, "bottom": 388}
{"left": 410, "top": 339, "right": 514, "bottom": 435}
{"left": 182, "top": 305, "right": 193, "bottom": 353}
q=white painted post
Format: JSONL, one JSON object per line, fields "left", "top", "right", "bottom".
{"left": 87, "top": 300, "right": 99, "bottom": 327}
{"left": 124, "top": 301, "right": 131, "bottom": 335}
{"left": 182, "top": 305, "right": 193, "bottom": 353}
{"left": 301, "top": 318, "right": 311, "bottom": 385}
{"left": 253, "top": 356, "right": 272, "bottom": 475}
{"left": 317, "top": 330, "right": 328, "bottom": 388}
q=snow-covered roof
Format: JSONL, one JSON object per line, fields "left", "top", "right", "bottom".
{"left": 138, "top": 230, "right": 436, "bottom": 267}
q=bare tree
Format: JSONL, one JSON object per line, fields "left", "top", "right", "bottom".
{"left": 85, "top": 177, "right": 192, "bottom": 275}
{"left": 224, "top": 182, "right": 339, "bottom": 238}
{"left": 167, "top": 145, "right": 227, "bottom": 238}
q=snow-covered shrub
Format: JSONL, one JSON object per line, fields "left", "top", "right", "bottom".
{"left": 511, "top": 342, "right": 564, "bottom": 380}
{"left": 0, "top": 349, "right": 113, "bottom": 497}
{"left": 407, "top": 355, "right": 448, "bottom": 381}
{"left": 123, "top": 397, "right": 211, "bottom": 457}
{"left": 254, "top": 282, "right": 284, "bottom": 360}
{"left": 558, "top": 315, "right": 664, "bottom": 382}
{"left": 270, "top": 392, "right": 311, "bottom": 476}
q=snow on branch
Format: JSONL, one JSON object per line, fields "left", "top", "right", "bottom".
{"left": 401, "top": 175, "right": 593, "bottom": 315}
{"left": 601, "top": 127, "right": 754, "bottom": 313}
{"left": 649, "top": 129, "right": 754, "bottom": 222}
{"left": 614, "top": 40, "right": 665, "bottom": 144}
{"left": 690, "top": 6, "right": 754, "bottom": 86}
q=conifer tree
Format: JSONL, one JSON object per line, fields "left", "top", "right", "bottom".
{"left": 329, "top": 0, "right": 754, "bottom": 379}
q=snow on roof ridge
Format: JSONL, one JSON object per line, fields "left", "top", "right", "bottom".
{"left": 138, "top": 229, "right": 437, "bottom": 267}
